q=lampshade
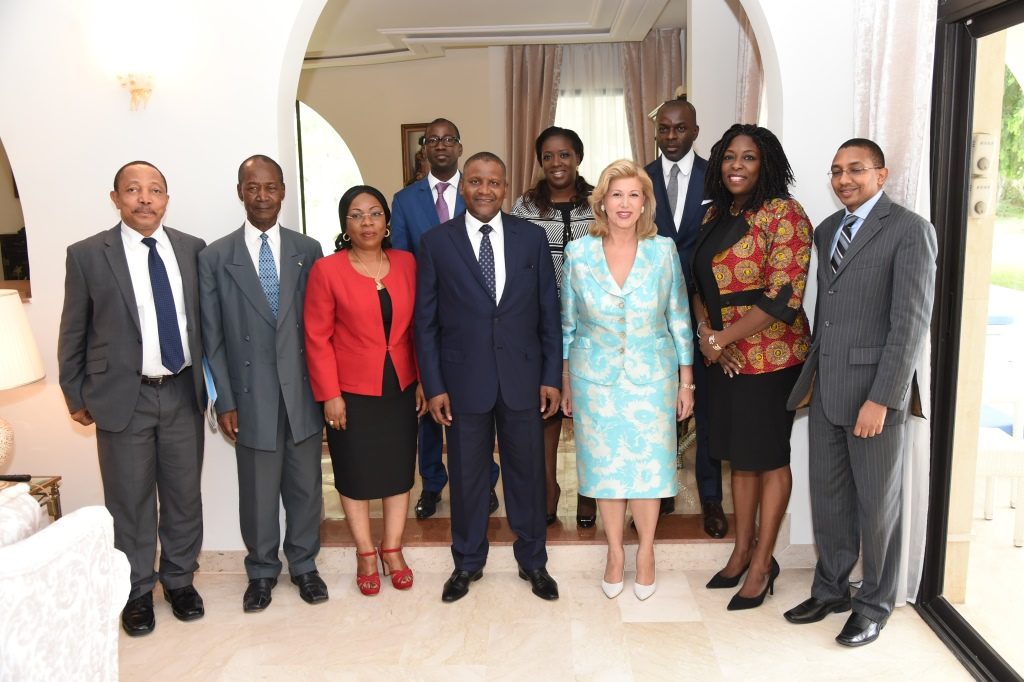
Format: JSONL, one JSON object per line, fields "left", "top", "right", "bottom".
{"left": 0, "top": 289, "right": 45, "bottom": 391}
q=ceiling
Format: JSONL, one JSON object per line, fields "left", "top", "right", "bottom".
{"left": 303, "top": 0, "right": 685, "bottom": 68}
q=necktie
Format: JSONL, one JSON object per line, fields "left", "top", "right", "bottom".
{"left": 435, "top": 181, "right": 450, "bottom": 223}
{"left": 479, "top": 225, "right": 496, "bottom": 302}
{"left": 830, "top": 213, "right": 858, "bottom": 273}
{"left": 141, "top": 237, "right": 185, "bottom": 373}
{"left": 258, "top": 233, "right": 279, "bottom": 318}
{"left": 667, "top": 164, "right": 681, "bottom": 220}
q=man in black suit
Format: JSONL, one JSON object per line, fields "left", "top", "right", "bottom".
{"left": 415, "top": 152, "right": 562, "bottom": 603}
{"left": 58, "top": 161, "right": 206, "bottom": 636}
{"left": 645, "top": 98, "right": 727, "bottom": 538}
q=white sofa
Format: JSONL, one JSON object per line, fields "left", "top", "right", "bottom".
{"left": 0, "top": 484, "right": 130, "bottom": 682}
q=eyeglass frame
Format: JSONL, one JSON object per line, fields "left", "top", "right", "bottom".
{"left": 346, "top": 211, "right": 387, "bottom": 222}
{"left": 420, "top": 135, "right": 461, "bottom": 148}
{"left": 826, "top": 166, "right": 884, "bottom": 179}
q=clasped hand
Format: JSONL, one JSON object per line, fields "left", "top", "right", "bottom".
{"left": 697, "top": 328, "right": 744, "bottom": 377}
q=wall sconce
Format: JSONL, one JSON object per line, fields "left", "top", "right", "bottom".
{"left": 118, "top": 73, "right": 154, "bottom": 111}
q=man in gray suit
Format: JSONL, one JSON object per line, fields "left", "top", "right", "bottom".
{"left": 783, "top": 139, "right": 937, "bottom": 646}
{"left": 58, "top": 160, "right": 207, "bottom": 636}
{"left": 199, "top": 155, "right": 327, "bottom": 612}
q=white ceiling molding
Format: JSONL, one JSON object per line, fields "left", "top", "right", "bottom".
{"left": 302, "top": 0, "right": 675, "bottom": 70}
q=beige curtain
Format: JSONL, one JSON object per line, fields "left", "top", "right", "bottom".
{"left": 852, "top": 0, "right": 938, "bottom": 607}
{"left": 735, "top": 11, "right": 763, "bottom": 125}
{"left": 623, "top": 28, "right": 684, "bottom": 165}
{"left": 505, "top": 44, "right": 562, "bottom": 208}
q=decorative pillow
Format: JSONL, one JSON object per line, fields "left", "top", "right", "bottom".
{"left": 0, "top": 483, "right": 48, "bottom": 548}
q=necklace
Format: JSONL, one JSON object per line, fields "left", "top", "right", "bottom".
{"left": 729, "top": 203, "right": 743, "bottom": 217}
{"left": 352, "top": 249, "right": 386, "bottom": 290}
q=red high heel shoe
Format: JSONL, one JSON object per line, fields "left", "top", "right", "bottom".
{"left": 378, "top": 546, "right": 414, "bottom": 590}
{"left": 356, "top": 549, "right": 381, "bottom": 596}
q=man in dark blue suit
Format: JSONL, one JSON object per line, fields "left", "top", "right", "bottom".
{"left": 415, "top": 152, "right": 562, "bottom": 603}
{"left": 645, "top": 98, "right": 728, "bottom": 538}
{"left": 392, "top": 117, "right": 500, "bottom": 519}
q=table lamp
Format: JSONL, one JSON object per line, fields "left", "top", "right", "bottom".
{"left": 0, "top": 289, "right": 45, "bottom": 469}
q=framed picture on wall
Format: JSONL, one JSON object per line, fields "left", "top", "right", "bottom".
{"left": 401, "top": 122, "right": 430, "bottom": 187}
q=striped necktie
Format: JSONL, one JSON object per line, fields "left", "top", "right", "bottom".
{"left": 830, "top": 213, "right": 858, "bottom": 273}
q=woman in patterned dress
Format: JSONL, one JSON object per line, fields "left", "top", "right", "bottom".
{"left": 691, "top": 124, "right": 812, "bottom": 610}
{"left": 511, "top": 125, "right": 598, "bottom": 528}
{"left": 560, "top": 159, "right": 694, "bottom": 600}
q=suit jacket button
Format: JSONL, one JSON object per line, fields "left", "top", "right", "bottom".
{"left": 618, "top": 301, "right": 624, "bottom": 308}
{"left": 244, "top": 361, "right": 251, "bottom": 367}
{"left": 828, "top": 289, "right": 835, "bottom": 295}
{"left": 824, "top": 321, "right": 831, "bottom": 327}
{"left": 243, "top": 388, "right": 249, "bottom": 393}
{"left": 244, "top": 335, "right": 251, "bottom": 341}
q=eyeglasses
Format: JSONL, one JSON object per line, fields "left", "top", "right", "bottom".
{"left": 826, "top": 166, "right": 882, "bottom": 179}
{"left": 422, "top": 135, "right": 460, "bottom": 147}
{"left": 346, "top": 211, "right": 386, "bottom": 222}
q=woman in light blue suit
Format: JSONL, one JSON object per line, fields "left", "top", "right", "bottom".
{"left": 560, "top": 159, "right": 695, "bottom": 601}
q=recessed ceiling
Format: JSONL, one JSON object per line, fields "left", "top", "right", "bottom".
{"left": 304, "top": 0, "right": 685, "bottom": 68}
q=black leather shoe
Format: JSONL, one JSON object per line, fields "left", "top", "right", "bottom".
{"left": 659, "top": 497, "right": 676, "bottom": 515}
{"left": 546, "top": 513, "right": 558, "bottom": 526}
{"left": 701, "top": 501, "right": 728, "bottom": 538}
{"left": 576, "top": 494, "right": 596, "bottom": 528}
{"left": 783, "top": 596, "right": 852, "bottom": 624}
{"left": 163, "top": 584, "right": 204, "bottom": 622}
{"left": 121, "top": 592, "right": 155, "bottom": 636}
{"left": 518, "top": 566, "right": 559, "bottom": 601}
{"left": 442, "top": 568, "right": 483, "bottom": 603}
{"left": 835, "top": 612, "right": 884, "bottom": 647}
{"left": 291, "top": 570, "right": 329, "bottom": 604}
{"left": 415, "top": 491, "right": 443, "bottom": 519}
{"left": 243, "top": 577, "right": 277, "bottom": 612}
{"left": 489, "top": 488, "right": 500, "bottom": 515}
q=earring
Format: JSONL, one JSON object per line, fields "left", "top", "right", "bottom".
{"left": 342, "top": 232, "right": 351, "bottom": 242}
{"left": 384, "top": 228, "right": 391, "bottom": 238}
{"left": 641, "top": 206, "right": 645, "bottom": 213}
{"left": 600, "top": 204, "right": 605, "bottom": 212}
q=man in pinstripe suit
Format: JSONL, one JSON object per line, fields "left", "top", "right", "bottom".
{"left": 783, "top": 139, "right": 937, "bottom": 647}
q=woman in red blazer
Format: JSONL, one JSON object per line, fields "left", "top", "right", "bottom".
{"left": 304, "top": 185, "right": 426, "bottom": 596}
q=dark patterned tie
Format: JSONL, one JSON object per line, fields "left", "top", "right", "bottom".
{"left": 435, "top": 181, "right": 450, "bottom": 223}
{"left": 830, "top": 213, "right": 858, "bottom": 273}
{"left": 479, "top": 224, "right": 496, "bottom": 302}
{"left": 141, "top": 237, "right": 185, "bottom": 373}
{"left": 258, "top": 233, "right": 279, "bottom": 318}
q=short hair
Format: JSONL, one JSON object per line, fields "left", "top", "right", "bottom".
{"left": 704, "top": 123, "right": 794, "bottom": 216}
{"left": 463, "top": 151, "right": 506, "bottom": 175}
{"left": 589, "top": 159, "right": 657, "bottom": 239}
{"left": 658, "top": 98, "right": 697, "bottom": 120}
{"left": 838, "top": 138, "right": 886, "bottom": 167}
{"left": 335, "top": 185, "right": 392, "bottom": 252}
{"left": 427, "top": 117, "right": 461, "bottom": 140}
{"left": 522, "top": 126, "right": 594, "bottom": 216}
{"left": 237, "top": 154, "right": 285, "bottom": 185}
{"left": 113, "top": 160, "right": 167, "bottom": 192}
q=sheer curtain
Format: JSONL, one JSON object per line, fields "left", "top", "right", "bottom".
{"left": 554, "top": 43, "right": 632, "bottom": 186}
{"left": 506, "top": 44, "right": 562, "bottom": 207}
{"left": 623, "top": 28, "right": 684, "bottom": 165}
{"left": 735, "top": 11, "right": 763, "bottom": 125}
{"left": 852, "top": 0, "right": 939, "bottom": 607}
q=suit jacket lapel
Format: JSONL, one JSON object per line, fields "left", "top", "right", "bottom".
{"left": 584, "top": 235, "right": 622, "bottom": 296}
{"left": 833, "top": 193, "right": 891, "bottom": 280}
{"left": 417, "top": 180, "right": 439, "bottom": 228}
{"left": 103, "top": 224, "right": 142, "bottom": 335}
{"left": 276, "top": 228, "right": 302, "bottom": 328}
{"left": 166, "top": 227, "right": 197, "bottom": 326}
{"left": 448, "top": 219, "right": 494, "bottom": 304}
{"left": 680, "top": 157, "right": 707, "bottom": 232}
{"left": 225, "top": 226, "right": 277, "bottom": 327}
{"left": 498, "top": 218, "right": 521, "bottom": 309}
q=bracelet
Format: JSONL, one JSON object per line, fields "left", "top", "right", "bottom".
{"left": 697, "top": 320, "right": 709, "bottom": 332}
{"left": 708, "top": 334, "right": 723, "bottom": 352}
{"left": 680, "top": 382, "right": 696, "bottom": 391}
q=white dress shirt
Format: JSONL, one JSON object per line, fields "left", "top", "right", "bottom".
{"left": 121, "top": 223, "right": 192, "bottom": 376}
{"left": 428, "top": 171, "right": 461, "bottom": 221}
{"left": 465, "top": 211, "right": 506, "bottom": 303}
{"left": 661, "top": 149, "right": 695, "bottom": 230}
{"left": 244, "top": 220, "right": 282, "bottom": 276}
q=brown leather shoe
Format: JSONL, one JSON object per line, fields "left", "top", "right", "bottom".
{"left": 701, "top": 501, "right": 728, "bottom": 538}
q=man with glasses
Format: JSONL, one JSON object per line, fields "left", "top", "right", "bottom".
{"left": 392, "top": 118, "right": 501, "bottom": 519}
{"left": 783, "top": 139, "right": 937, "bottom": 647}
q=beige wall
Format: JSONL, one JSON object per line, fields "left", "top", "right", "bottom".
{"left": 0, "top": 138, "right": 24, "bottom": 234}
{"left": 297, "top": 46, "right": 507, "bottom": 200}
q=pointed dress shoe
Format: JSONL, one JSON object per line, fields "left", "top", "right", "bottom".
{"left": 243, "top": 577, "right": 277, "bottom": 612}
{"left": 121, "top": 592, "right": 155, "bottom": 636}
{"left": 701, "top": 501, "right": 728, "bottom": 538}
{"left": 164, "top": 584, "right": 205, "bottom": 621}
{"left": 291, "top": 570, "right": 329, "bottom": 604}
{"left": 415, "top": 490, "right": 443, "bottom": 519}
{"left": 727, "top": 556, "right": 780, "bottom": 611}
{"left": 783, "top": 596, "right": 852, "bottom": 624}
{"left": 706, "top": 561, "right": 750, "bottom": 589}
{"left": 519, "top": 566, "right": 559, "bottom": 601}
{"left": 442, "top": 568, "right": 483, "bottom": 603}
{"left": 835, "top": 612, "right": 884, "bottom": 647}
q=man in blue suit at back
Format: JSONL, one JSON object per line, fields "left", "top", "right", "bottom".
{"left": 645, "top": 98, "right": 728, "bottom": 539}
{"left": 391, "top": 117, "right": 500, "bottom": 519}
{"left": 415, "top": 152, "right": 562, "bottom": 604}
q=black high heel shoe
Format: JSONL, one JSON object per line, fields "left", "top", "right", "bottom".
{"left": 706, "top": 561, "right": 751, "bottom": 589}
{"left": 546, "top": 482, "right": 561, "bottom": 526}
{"left": 576, "top": 493, "right": 596, "bottom": 528}
{"left": 726, "top": 556, "right": 780, "bottom": 611}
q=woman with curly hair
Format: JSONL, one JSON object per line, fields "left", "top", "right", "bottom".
{"left": 691, "top": 124, "right": 813, "bottom": 610}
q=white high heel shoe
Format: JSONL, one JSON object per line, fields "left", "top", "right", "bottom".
{"left": 633, "top": 580, "right": 657, "bottom": 601}
{"left": 601, "top": 580, "right": 624, "bottom": 599}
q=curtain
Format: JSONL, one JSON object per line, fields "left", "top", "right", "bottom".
{"left": 553, "top": 43, "right": 632, "bottom": 187}
{"left": 735, "top": 10, "right": 763, "bottom": 125}
{"left": 505, "top": 44, "right": 562, "bottom": 208}
{"left": 623, "top": 28, "right": 684, "bottom": 165}
{"left": 852, "top": 0, "right": 939, "bottom": 607}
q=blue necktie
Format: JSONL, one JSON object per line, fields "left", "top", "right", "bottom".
{"left": 479, "top": 224, "right": 496, "bottom": 302}
{"left": 141, "top": 237, "right": 185, "bottom": 373}
{"left": 258, "top": 233, "right": 279, "bottom": 318}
